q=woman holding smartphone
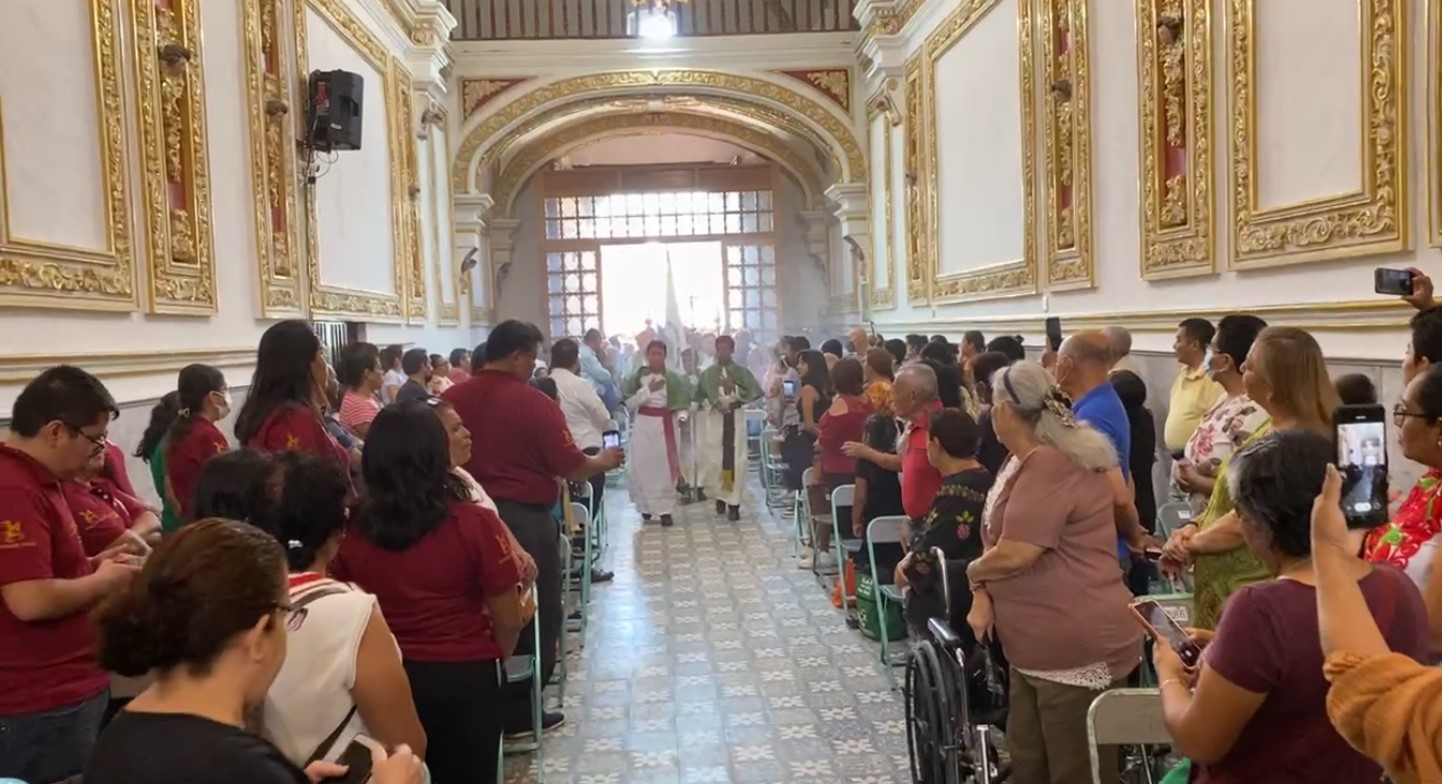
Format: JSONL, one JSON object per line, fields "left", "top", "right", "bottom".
{"left": 86, "top": 520, "right": 422, "bottom": 784}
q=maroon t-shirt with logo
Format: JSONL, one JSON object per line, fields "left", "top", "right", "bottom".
{"left": 0, "top": 445, "right": 109, "bottom": 713}
{"left": 1196, "top": 565, "right": 1428, "bottom": 783}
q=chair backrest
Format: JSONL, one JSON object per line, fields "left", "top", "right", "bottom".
{"left": 1155, "top": 502, "right": 1193, "bottom": 539}
{"left": 866, "top": 515, "right": 906, "bottom": 545}
{"left": 1087, "top": 689, "right": 1172, "bottom": 750}
{"left": 831, "top": 484, "right": 855, "bottom": 508}
{"left": 570, "top": 502, "right": 591, "bottom": 529}
{"left": 1137, "top": 592, "right": 1195, "bottom": 628}
{"left": 801, "top": 467, "right": 816, "bottom": 486}
{"left": 931, "top": 546, "right": 951, "bottom": 611}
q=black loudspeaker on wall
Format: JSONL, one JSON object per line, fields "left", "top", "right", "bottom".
{"left": 307, "top": 70, "right": 364, "bottom": 152}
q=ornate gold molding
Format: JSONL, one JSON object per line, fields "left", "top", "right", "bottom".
{"left": 1429, "top": 0, "right": 1442, "bottom": 247}
{"left": 393, "top": 64, "right": 426, "bottom": 323}
{"left": 1137, "top": 0, "right": 1215, "bottom": 279}
{"left": 480, "top": 95, "right": 840, "bottom": 197}
{"left": 241, "top": 0, "right": 303, "bottom": 317}
{"left": 132, "top": 0, "right": 216, "bottom": 314}
{"left": 0, "top": 0, "right": 136, "bottom": 311}
{"left": 451, "top": 70, "right": 866, "bottom": 192}
{"left": 924, "top": 0, "right": 1038, "bottom": 304}
{"left": 1229, "top": 0, "right": 1408, "bottom": 268}
{"left": 776, "top": 69, "right": 853, "bottom": 113}
{"left": 491, "top": 113, "right": 828, "bottom": 219}
{"left": 295, "top": 0, "right": 405, "bottom": 321}
{"left": 1039, "top": 0, "right": 1093, "bottom": 290}
{"left": 902, "top": 52, "right": 927, "bottom": 304}
{"left": 428, "top": 132, "right": 460, "bottom": 325}
{"left": 0, "top": 347, "right": 258, "bottom": 385}
{"left": 461, "top": 78, "right": 531, "bottom": 120}
{"left": 867, "top": 0, "right": 931, "bottom": 37}
{"left": 867, "top": 103, "right": 896, "bottom": 310}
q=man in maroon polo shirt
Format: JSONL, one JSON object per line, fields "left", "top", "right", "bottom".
{"left": 844, "top": 364, "right": 944, "bottom": 522}
{"left": 0, "top": 365, "right": 140, "bottom": 783}
{"left": 442, "top": 320, "right": 622, "bottom": 736}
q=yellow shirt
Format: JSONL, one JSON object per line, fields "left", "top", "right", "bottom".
{"left": 1164, "top": 365, "right": 1223, "bottom": 452}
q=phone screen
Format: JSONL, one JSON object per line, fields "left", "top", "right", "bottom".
{"left": 783, "top": 379, "right": 796, "bottom": 398}
{"left": 1045, "top": 317, "right": 1063, "bottom": 351}
{"left": 1375, "top": 267, "right": 1415, "bottom": 296}
{"left": 329, "top": 738, "right": 375, "bottom": 784}
{"left": 1132, "top": 600, "right": 1201, "bottom": 667}
{"left": 1335, "top": 405, "right": 1389, "bottom": 529}
{"left": 602, "top": 430, "right": 621, "bottom": 450}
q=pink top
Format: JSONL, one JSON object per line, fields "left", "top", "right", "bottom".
{"left": 982, "top": 446, "right": 1140, "bottom": 678}
{"left": 339, "top": 390, "right": 381, "bottom": 435}
{"left": 817, "top": 394, "right": 872, "bottom": 476}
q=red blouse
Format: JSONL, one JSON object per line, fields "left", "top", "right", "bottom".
{"left": 166, "top": 418, "right": 229, "bottom": 522}
{"left": 818, "top": 394, "right": 873, "bottom": 476}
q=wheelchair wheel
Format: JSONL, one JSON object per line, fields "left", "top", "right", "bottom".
{"left": 905, "top": 641, "right": 961, "bottom": 784}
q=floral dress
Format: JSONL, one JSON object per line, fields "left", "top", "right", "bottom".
{"left": 1365, "top": 469, "right": 1442, "bottom": 593}
{"left": 1191, "top": 422, "right": 1274, "bottom": 629}
{"left": 1181, "top": 393, "right": 1270, "bottom": 515}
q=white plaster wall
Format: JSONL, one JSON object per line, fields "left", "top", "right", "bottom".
{"left": 868, "top": 0, "right": 1442, "bottom": 361}
{"left": 305, "top": 7, "right": 396, "bottom": 295}
{"left": 0, "top": 0, "right": 473, "bottom": 417}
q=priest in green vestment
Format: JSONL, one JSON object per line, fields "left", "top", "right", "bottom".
{"left": 693, "top": 335, "right": 763, "bottom": 520}
{"left": 622, "top": 340, "right": 693, "bottom": 526}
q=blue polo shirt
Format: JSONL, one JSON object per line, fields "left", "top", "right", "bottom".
{"left": 1073, "top": 383, "right": 1131, "bottom": 479}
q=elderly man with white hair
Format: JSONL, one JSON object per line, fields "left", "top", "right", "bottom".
{"left": 1103, "top": 326, "right": 1139, "bottom": 375}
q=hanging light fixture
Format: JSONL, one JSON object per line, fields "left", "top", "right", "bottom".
{"left": 628, "top": 0, "right": 686, "bottom": 40}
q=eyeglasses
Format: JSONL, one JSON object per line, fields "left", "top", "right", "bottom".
{"left": 1393, "top": 403, "right": 1432, "bottom": 428}
{"left": 270, "top": 600, "right": 308, "bottom": 632}
{"left": 65, "top": 424, "right": 109, "bottom": 455}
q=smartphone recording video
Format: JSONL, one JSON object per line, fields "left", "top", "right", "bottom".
{"left": 1374, "top": 267, "right": 1415, "bottom": 296}
{"left": 602, "top": 430, "right": 621, "bottom": 450}
{"left": 1335, "top": 405, "right": 1389, "bottom": 529}
{"left": 1130, "top": 600, "right": 1201, "bottom": 667}
{"left": 1045, "top": 317, "right": 1063, "bottom": 352}
{"left": 782, "top": 379, "right": 797, "bottom": 398}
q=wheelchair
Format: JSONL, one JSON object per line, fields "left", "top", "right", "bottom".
{"left": 905, "top": 616, "right": 1010, "bottom": 784}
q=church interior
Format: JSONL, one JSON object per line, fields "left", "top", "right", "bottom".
{"left": 2, "top": 0, "right": 1440, "bottom": 782}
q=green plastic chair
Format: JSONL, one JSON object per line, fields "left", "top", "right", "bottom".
{"left": 866, "top": 515, "right": 909, "bottom": 679}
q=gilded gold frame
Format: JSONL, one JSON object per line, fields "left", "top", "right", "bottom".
{"left": 241, "top": 0, "right": 303, "bottom": 318}
{"left": 0, "top": 0, "right": 135, "bottom": 311}
{"left": 428, "top": 121, "right": 461, "bottom": 326}
{"left": 867, "top": 95, "right": 897, "bottom": 310}
{"left": 1137, "top": 0, "right": 1215, "bottom": 279}
{"left": 393, "top": 65, "right": 426, "bottom": 323}
{"left": 1429, "top": 0, "right": 1442, "bottom": 246}
{"left": 1229, "top": 0, "right": 1408, "bottom": 269}
{"left": 1039, "top": 0, "right": 1093, "bottom": 290}
{"left": 902, "top": 52, "right": 927, "bottom": 304}
{"left": 294, "top": 0, "right": 405, "bottom": 321}
{"left": 924, "top": 0, "right": 1038, "bottom": 304}
{"left": 132, "top": 0, "right": 216, "bottom": 315}
{"left": 451, "top": 70, "right": 866, "bottom": 193}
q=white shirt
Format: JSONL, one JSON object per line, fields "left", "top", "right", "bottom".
{"left": 381, "top": 369, "right": 406, "bottom": 403}
{"left": 263, "top": 577, "right": 379, "bottom": 766}
{"left": 551, "top": 367, "right": 611, "bottom": 450}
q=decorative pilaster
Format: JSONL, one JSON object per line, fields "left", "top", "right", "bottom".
{"left": 827, "top": 183, "right": 871, "bottom": 317}
{"left": 454, "top": 193, "right": 493, "bottom": 322}
{"left": 486, "top": 217, "right": 520, "bottom": 307}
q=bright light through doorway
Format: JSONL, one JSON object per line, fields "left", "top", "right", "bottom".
{"left": 601, "top": 241, "right": 724, "bottom": 342}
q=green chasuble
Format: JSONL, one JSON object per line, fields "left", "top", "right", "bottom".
{"left": 693, "top": 362, "right": 763, "bottom": 410}
{"left": 622, "top": 366, "right": 693, "bottom": 411}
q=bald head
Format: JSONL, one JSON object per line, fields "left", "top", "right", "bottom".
{"left": 1057, "top": 330, "right": 1114, "bottom": 397}
{"left": 1061, "top": 331, "right": 1113, "bottom": 367}
{"left": 1102, "top": 326, "right": 1132, "bottom": 365}
{"left": 894, "top": 363, "right": 938, "bottom": 420}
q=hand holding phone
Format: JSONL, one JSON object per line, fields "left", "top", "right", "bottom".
{"left": 1334, "top": 404, "right": 1389, "bottom": 529}
{"left": 782, "top": 379, "right": 797, "bottom": 399}
{"left": 601, "top": 430, "right": 621, "bottom": 450}
{"left": 1374, "top": 267, "right": 1415, "bottom": 296}
{"left": 1130, "top": 600, "right": 1202, "bottom": 668}
{"left": 1045, "top": 316, "right": 1064, "bottom": 352}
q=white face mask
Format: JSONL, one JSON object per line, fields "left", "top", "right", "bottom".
{"left": 1202, "top": 349, "right": 1216, "bottom": 379}
{"left": 215, "top": 392, "right": 232, "bottom": 420}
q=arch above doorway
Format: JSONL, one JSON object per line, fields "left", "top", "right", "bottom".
{"left": 490, "top": 112, "right": 829, "bottom": 217}
{"left": 449, "top": 69, "right": 866, "bottom": 194}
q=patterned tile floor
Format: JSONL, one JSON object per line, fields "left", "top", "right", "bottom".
{"left": 503, "top": 481, "right": 912, "bottom": 784}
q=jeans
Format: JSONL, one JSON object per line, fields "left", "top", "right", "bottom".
{"left": 0, "top": 690, "right": 108, "bottom": 784}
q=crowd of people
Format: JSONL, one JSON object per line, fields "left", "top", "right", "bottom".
{"left": 8, "top": 271, "right": 1442, "bottom": 784}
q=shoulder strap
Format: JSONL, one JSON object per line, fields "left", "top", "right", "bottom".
{"left": 295, "top": 582, "right": 361, "bottom": 766}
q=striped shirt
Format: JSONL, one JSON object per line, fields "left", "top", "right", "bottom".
{"left": 338, "top": 390, "right": 381, "bottom": 436}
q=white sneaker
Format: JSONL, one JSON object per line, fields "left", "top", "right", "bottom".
{"left": 815, "top": 552, "right": 838, "bottom": 569}
{"left": 798, "top": 551, "right": 815, "bottom": 569}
